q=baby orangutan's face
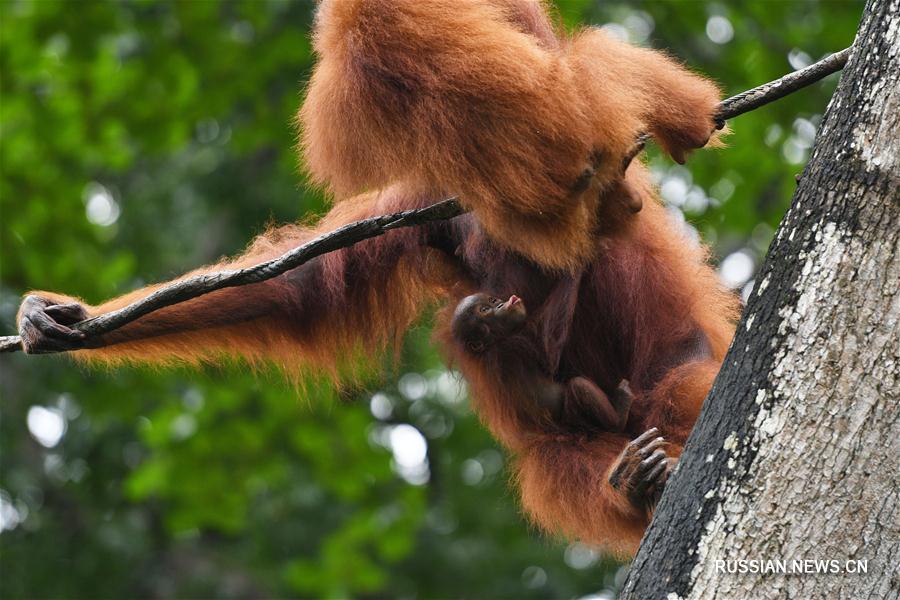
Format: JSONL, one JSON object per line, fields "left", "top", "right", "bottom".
{"left": 452, "top": 293, "right": 527, "bottom": 354}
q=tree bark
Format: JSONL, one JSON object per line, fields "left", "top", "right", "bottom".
{"left": 622, "top": 1, "right": 899, "bottom": 598}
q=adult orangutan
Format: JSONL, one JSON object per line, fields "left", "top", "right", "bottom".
{"left": 17, "top": 0, "right": 738, "bottom": 555}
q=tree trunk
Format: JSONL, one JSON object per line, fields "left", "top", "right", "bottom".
{"left": 622, "top": 1, "right": 899, "bottom": 598}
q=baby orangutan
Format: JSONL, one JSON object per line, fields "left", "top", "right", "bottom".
{"left": 450, "top": 293, "right": 673, "bottom": 513}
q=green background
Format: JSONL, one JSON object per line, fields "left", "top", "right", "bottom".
{"left": 0, "top": 1, "right": 862, "bottom": 598}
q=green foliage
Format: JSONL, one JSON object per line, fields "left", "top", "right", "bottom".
{"left": 0, "top": 1, "right": 862, "bottom": 598}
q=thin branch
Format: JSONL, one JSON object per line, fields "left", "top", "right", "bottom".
{"left": 718, "top": 46, "right": 850, "bottom": 121}
{"left": 0, "top": 47, "right": 851, "bottom": 355}
{"left": 622, "top": 46, "right": 851, "bottom": 171}
{"left": 1, "top": 200, "right": 464, "bottom": 353}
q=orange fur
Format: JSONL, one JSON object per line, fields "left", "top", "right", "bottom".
{"left": 19, "top": 0, "right": 738, "bottom": 555}
{"left": 434, "top": 174, "right": 736, "bottom": 554}
{"left": 24, "top": 187, "right": 459, "bottom": 382}
{"left": 300, "top": 0, "right": 721, "bottom": 270}
{"left": 516, "top": 434, "right": 650, "bottom": 557}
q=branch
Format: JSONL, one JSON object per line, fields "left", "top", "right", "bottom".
{"left": 718, "top": 46, "right": 850, "bottom": 121}
{"left": 621, "top": 46, "right": 851, "bottom": 170}
{"left": 0, "top": 200, "right": 465, "bottom": 353}
{"left": 0, "top": 47, "right": 850, "bottom": 355}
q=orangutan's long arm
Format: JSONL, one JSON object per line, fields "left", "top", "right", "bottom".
{"left": 568, "top": 28, "right": 723, "bottom": 165}
{"left": 17, "top": 186, "right": 457, "bottom": 374}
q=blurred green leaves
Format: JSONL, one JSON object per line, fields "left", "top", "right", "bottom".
{"left": 0, "top": 1, "right": 863, "bottom": 598}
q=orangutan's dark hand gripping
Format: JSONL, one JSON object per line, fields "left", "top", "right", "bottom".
{"left": 18, "top": 295, "right": 89, "bottom": 354}
{"left": 607, "top": 427, "right": 672, "bottom": 511}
